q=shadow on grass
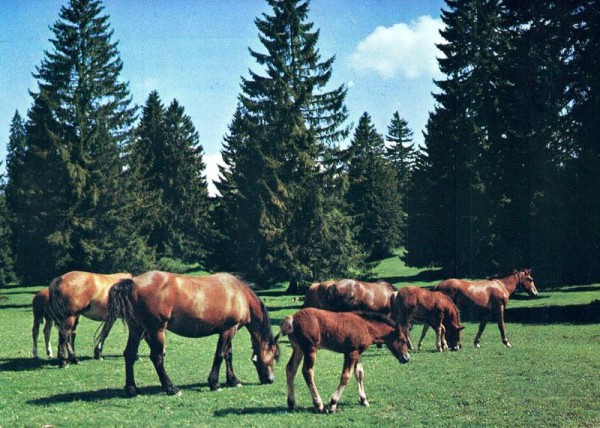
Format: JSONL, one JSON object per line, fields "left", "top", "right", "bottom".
{"left": 0, "top": 303, "right": 31, "bottom": 310}
{"left": 26, "top": 380, "right": 261, "bottom": 405}
{"left": 213, "top": 406, "right": 297, "bottom": 416}
{"left": 0, "top": 357, "right": 57, "bottom": 371}
{"left": 506, "top": 300, "right": 600, "bottom": 324}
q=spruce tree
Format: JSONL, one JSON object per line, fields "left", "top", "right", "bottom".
{"left": 13, "top": 0, "right": 153, "bottom": 281}
{"left": 405, "top": 0, "right": 505, "bottom": 276}
{"left": 217, "top": 0, "right": 354, "bottom": 285}
{"left": 346, "top": 112, "right": 403, "bottom": 260}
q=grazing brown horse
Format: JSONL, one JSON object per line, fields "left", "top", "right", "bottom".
{"left": 100, "top": 271, "right": 280, "bottom": 397}
{"left": 47, "top": 271, "right": 133, "bottom": 367}
{"left": 32, "top": 289, "right": 54, "bottom": 358}
{"left": 280, "top": 307, "right": 410, "bottom": 413}
{"left": 433, "top": 269, "right": 538, "bottom": 348}
{"left": 391, "top": 286, "right": 463, "bottom": 352}
{"left": 303, "top": 279, "right": 396, "bottom": 313}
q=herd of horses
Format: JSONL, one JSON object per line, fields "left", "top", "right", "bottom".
{"left": 32, "top": 268, "right": 537, "bottom": 413}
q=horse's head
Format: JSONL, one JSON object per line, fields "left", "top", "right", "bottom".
{"left": 386, "top": 326, "right": 411, "bottom": 364}
{"left": 251, "top": 335, "right": 280, "bottom": 385}
{"left": 446, "top": 324, "right": 465, "bottom": 351}
{"left": 517, "top": 269, "right": 538, "bottom": 297}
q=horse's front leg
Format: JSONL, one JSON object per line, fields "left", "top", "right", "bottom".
{"left": 354, "top": 356, "right": 369, "bottom": 407}
{"left": 417, "top": 324, "right": 429, "bottom": 351}
{"left": 302, "top": 349, "right": 325, "bottom": 413}
{"left": 43, "top": 317, "right": 54, "bottom": 358}
{"left": 94, "top": 317, "right": 114, "bottom": 360}
{"left": 328, "top": 351, "right": 358, "bottom": 412}
{"left": 123, "top": 323, "right": 143, "bottom": 397}
{"left": 286, "top": 344, "right": 304, "bottom": 410}
{"left": 208, "top": 331, "right": 232, "bottom": 391}
{"left": 146, "top": 327, "right": 180, "bottom": 396}
{"left": 496, "top": 305, "right": 511, "bottom": 347}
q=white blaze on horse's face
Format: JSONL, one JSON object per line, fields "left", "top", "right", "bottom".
{"left": 252, "top": 342, "right": 279, "bottom": 384}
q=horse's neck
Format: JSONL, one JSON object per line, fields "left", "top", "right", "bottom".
{"left": 499, "top": 274, "right": 519, "bottom": 295}
{"left": 366, "top": 320, "right": 393, "bottom": 341}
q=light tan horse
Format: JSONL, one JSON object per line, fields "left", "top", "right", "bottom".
{"left": 280, "top": 307, "right": 410, "bottom": 413}
{"left": 100, "top": 271, "right": 280, "bottom": 397}
{"left": 47, "top": 271, "right": 132, "bottom": 367}
{"left": 432, "top": 269, "right": 538, "bottom": 348}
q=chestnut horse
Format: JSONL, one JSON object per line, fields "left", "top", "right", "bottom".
{"left": 391, "top": 286, "right": 463, "bottom": 352}
{"left": 47, "top": 271, "right": 133, "bottom": 367}
{"left": 99, "top": 271, "right": 280, "bottom": 397}
{"left": 280, "top": 307, "right": 410, "bottom": 413}
{"left": 432, "top": 269, "right": 538, "bottom": 348}
{"left": 303, "top": 279, "right": 396, "bottom": 313}
{"left": 32, "top": 288, "right": 54, "bottom": 358}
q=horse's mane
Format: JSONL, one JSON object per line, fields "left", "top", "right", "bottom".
{"left": 241, "top": 279, "right": 275, "bottom": 343}
{"left": 486, "top": 269, "right": 520, "bottom": 280}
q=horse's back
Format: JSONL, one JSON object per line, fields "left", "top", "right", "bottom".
{"left": 304, "top": 279, "right": 395, "bottom": 313}
{"left": 132, "top": 271, "right": 254, "bottom": 338}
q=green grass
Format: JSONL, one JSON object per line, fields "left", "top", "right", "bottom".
{"left": 1, "top": 256, "right": 599, "bottom": 427}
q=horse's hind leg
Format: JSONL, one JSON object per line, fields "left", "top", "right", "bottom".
{"left": 32, "top": 317, "right": 41, "bottom": 358}
{"left": 286, "top": 343, "right": 304, "bottom": 410}
{"left": 474, "top": 317, "right": 489, "bottom": 348}
{"left": 94, "top": 317, "right": 114, "bottom": 360}
{"left": 354, "top": 356, "right": 369, "bottom": 407}
{"left": 123, "top": 323, "right": 144, "bottom": 397}
{"left": 43, "top": 317, "right": 54, "bottom": 358}
{"left": 302, "top": 349, "right": 325, "bottom": 413}
{"left": 146, "top": 327, "right": 180, "bottom": 396}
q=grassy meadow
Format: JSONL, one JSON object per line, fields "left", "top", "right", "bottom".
{"left": 1, "top": 254, "right": 599, "bottom": 427}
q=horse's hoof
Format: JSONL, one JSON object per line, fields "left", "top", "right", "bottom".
{"left": 209, "top": 383, "right": 221, "bottom": 392}
{"left": 58, "top": 360, "right": 68, "bottom": 369}
{"left": 360, "top": 397, "right": 370, "bottom": 407}
{"left": 226, "top": 379, "right": 242, "bottom": 388}
{"left": 124, "top": 386, "right": 139, "bottom": 397}
{"left": 505, "top": 342, "right": 512, "bottom": 348}
{"left": 69, "top": 357, "right": 80, "bottom": 365}
{"left": 474, "top": 343, "right": 481, "bottom": 348}
{"left": 287, "top": 399, "right": 296, "bottom": 411}
{"left": 166, "top": 387, "right": 181, "bottom": 396}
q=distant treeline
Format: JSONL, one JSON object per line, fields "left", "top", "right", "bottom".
{"left": 0, "top": 0, "right": 598, "bottom": 288}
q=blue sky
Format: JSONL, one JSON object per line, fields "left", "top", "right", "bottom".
{"left": 0, "top": 0, "right": 446, "bottom": 194}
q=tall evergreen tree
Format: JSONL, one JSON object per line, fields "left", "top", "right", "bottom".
{"left": 0, "top": 171, "right": 17, "bottom": 287}
{"left": 405, "top": 0, "right": 505, "bottom": 277}
{"left": 129, "top": 92, "right": 210, "bottom": 262}
{"left": 12, "top": 0, "right": 153, "bottom": 282}
{"left": 346, "top": 112, "right": 403, "bottom": 260}
{"left": 385, "top": 111, "right": 415, "bottom": 247}
{"left": 216, "top": 0, "right": 355, "bottom": 285}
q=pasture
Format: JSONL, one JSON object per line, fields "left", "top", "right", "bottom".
{"left": 1, "top": 255, "right": 599, "bottom": 427}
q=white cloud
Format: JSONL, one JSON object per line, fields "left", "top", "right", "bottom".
{"left": 203, "top": 152, "right": 225, "bottom": 197}
{"left": 349, "top": 15, "right": 445, "bottom": 79}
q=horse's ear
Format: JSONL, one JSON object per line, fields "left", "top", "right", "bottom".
{"left": 252, "top": 354, "right": 258, "bottom": 362}
{"left": 273, "top": 333, "right": 280, "bottom": 343}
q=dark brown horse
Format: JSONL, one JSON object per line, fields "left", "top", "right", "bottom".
{"left": 100, "top": 271, "right": 280, "bottom": 397}
{"left": 32, "top": 288, "right": 54, "bottom": 358}
{"left": 391, "top": 286, "right": 463, "bottom": 352}
{"left": 433, "top": 269, "right": 538, "bottom": 348}
{"left": 280, "top": 307, "right": 410, "bottom": 413}
{"left": 303, "top": 279, "right": 396, "bottom": 313}
{"left": 47, "top": 271, "right": 133, "bottom": 367}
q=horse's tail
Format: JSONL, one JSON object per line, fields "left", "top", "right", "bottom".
{"left": 47, "top": 277, "right": 69, "bottom": 330}
{"left": 279, "top": 315, "right": 294, "bottom": 336}
{"left": 96, "top": 278, "right": 136, "bottom": 346}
